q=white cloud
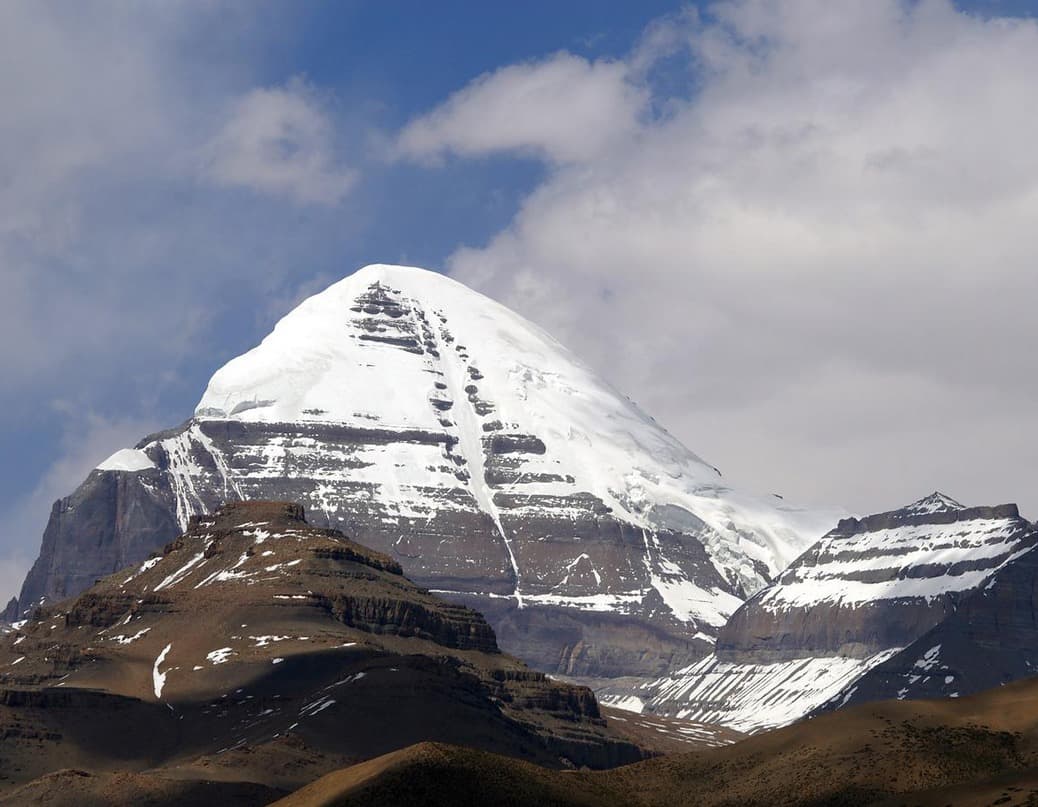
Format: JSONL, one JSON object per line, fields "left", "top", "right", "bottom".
{"left": 424, "top": 0, "right": 1038, "bottom": 515}
{"left": 395, "top": 53, "right": 648, "bottom": 164}
{"left": 202, "top": 78, "right": 356, "bottom": 205}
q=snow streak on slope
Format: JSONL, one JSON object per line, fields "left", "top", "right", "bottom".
{"left": 639, "top": 649, "right": 903, "bottom": 733}
{"left": 430, "top": 309, "right": 523, "bottom": 605}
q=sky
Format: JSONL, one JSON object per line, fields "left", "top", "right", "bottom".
{"left": 2, "top": 0, "right": 1037, "bottom": 604}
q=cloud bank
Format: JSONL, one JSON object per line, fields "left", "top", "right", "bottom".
{"left": 396, "top": 53, "right": 647, "bottom": 164}
{"left": 400, "top": 0, "right": 1038, "bottom": 514}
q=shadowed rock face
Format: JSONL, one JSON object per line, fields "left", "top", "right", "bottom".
{"left": 18, "top": 467, "right": 180, "bottom": 608}
{"left": 0, "top": 501, "right": 647, "bottom": 800}
{"left": 15, "top": 264, "right": 838, "bottom": 687}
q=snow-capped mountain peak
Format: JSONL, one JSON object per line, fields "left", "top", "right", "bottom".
{"left": 903, "top": 491, "right": 965, "bottom": 516}
{"left": 195, "top": 264, "right": 836, "bottom": 597}
{"left": 23, "top": 263, "right": 840, "bottom": 683}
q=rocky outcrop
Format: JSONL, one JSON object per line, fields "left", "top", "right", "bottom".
{"left": 717, "top": 496, "right": 1032, "bottom": 663}
{"left": 17, "top": 264, "right": 838, "bottom": 685}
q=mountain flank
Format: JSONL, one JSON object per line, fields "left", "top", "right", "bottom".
{"left": 0, "top": 501, "right": 654, "bottom": 802}
{"left": 634, "top": 493, "right": 1038, "bottom": 731}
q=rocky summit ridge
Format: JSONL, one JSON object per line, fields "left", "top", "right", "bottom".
{"left": 15, "top": 263, "right": 840, "bottom": 684}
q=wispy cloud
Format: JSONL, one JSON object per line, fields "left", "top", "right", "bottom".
{"left": 395, "top": 53, "right": 647, "bottom": 165}
{"left": 202, "top": 77, "right": 356, "bottom": 205}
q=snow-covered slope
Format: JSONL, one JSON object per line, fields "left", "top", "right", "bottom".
{"left": 18, "top": 264, "right": 839, "bottom": 681}
{"left": 630, "top": 648, "right": 903, "bottom": 733}
{"left": 634, "top": 493, "right": 1038, "bottom": 731}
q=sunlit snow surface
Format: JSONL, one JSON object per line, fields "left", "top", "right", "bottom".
{"left": 152, "top": 643, "right": 173, "bottom": 699}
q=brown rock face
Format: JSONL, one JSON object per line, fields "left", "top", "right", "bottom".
{"left": 0, "top": 501, "right": 646, "bottom": 800}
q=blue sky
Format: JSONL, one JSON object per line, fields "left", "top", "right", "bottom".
{"left": 2, "top": 0, "right": 1038, "bottom": 602}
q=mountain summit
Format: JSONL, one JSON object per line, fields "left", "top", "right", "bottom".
{"left": 17, "top": 264, "right": 838, "bottom": 682}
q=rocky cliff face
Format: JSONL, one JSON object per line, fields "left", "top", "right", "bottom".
{"left": 18, "top": 464, "right": 181, "bottom": 608}
{"left": 16, "top": 264, "right": 839, "bottom": 682}
{"left": 633, "top": 493, "right": 1038, "bottom": 732}
{"left": 0, "top": 500, "right": 646, "bottom": 798}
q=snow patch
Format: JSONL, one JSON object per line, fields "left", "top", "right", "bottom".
{"left": 110, "top": 628, "right": 151, "bottom": 645}
{"left": 600, "top": 695, "right": 645, "bottom": 714}
{"left": 153, "top": 643, "right": 173, "bottom": 699}
{"left": 97, "top": 448, "right": 155, "bottom": 473}
{"left": 207, "top": 647, "right": 235, "bottom": 665}
{"left": 154, "top": 553, "right": 206, "bottom": 591}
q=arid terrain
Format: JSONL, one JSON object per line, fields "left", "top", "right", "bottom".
{"left": 275, "top": 676, "right": 1038, "bottom": 806}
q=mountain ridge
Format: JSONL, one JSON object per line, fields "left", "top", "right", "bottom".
{"left": 629, "top": 492, "right": 1038, "bottom": 731}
